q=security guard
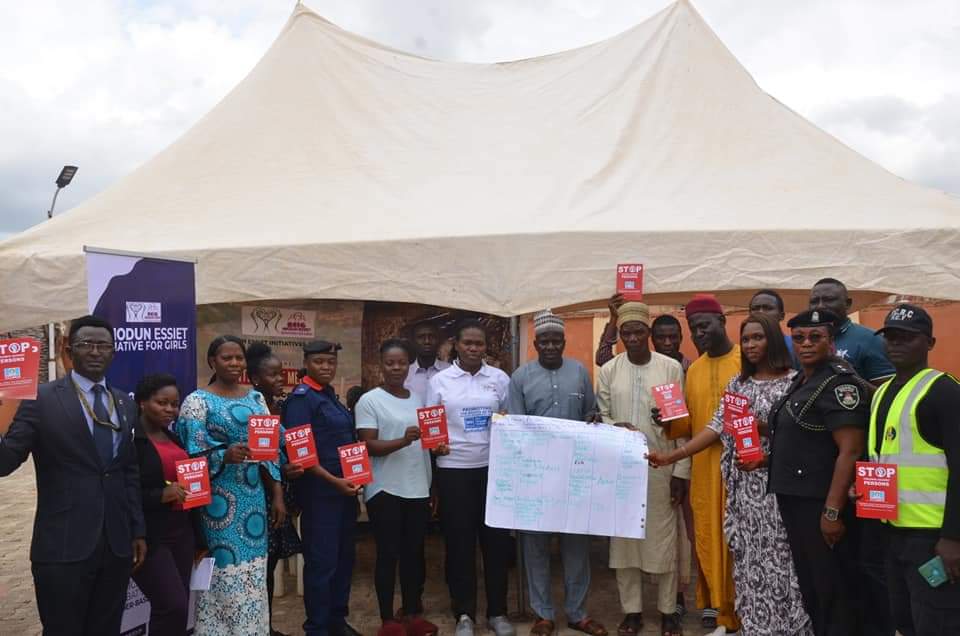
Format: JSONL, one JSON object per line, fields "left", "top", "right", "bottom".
{"left": 767, "top": 309, "right": 869, "bottom": 636}
{"left": 870, "top": 304, "right": 960, "bottom": 635}
{"left": 283, "top": 340, "right": 361, "bottom": 636}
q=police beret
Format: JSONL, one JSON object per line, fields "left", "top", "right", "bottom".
{"left": 787, "top": 309, "right": 842, "bottom": 330}
{"left": 303, "top": 340, "right": 342, "bottom": 355}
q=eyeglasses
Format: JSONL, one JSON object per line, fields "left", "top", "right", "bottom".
{"left": 791, "top": 333, "right": 826, "bottom": 345}
{"left": 71, "top": 340, "right": 115, "bottom": 353}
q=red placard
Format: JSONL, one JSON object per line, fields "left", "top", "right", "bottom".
{"left": 283, "top": 424, "right": 319, "bottom": 468}
{"left": 651, "top": 383, "right": 689, "bottom": 421}
{"left": 0, "top": 337, "right": 42, "bottom": 400}
{"left": 247, "top": 414, "right": 280, "bottom": 462}
{"left": 417, "top": 405, "right": 449, "bottom": 449}
{"left": 616, "top": 264, "right": 644, "bottom": 301}
{"left": 722, "top": 391, "right": 749, "bottom": 434}
{"left": 338, "top": 441, "right": 373, "bottom": 485}
{"left": 732, "top": 413, "right": 762, "bottom": 461}
{"left": 175, "top": 456, "right": 212, "bottom": 510}
{"left": 855, "top": 461, "right": 899, "bottom": 520}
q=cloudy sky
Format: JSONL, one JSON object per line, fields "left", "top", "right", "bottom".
{"left": 1, "top": 0, "right": 957, "bottom": 238}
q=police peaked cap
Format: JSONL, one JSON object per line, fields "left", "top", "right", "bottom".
{"left": 303, "top": 340, "right": 342, "bottom": 355}
{"left": 787, "top": 309, "right": 842, "bottom": 332}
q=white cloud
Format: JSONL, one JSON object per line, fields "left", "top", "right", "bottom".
{"left": 1, "top": 0, "right": 958, "bottom": 236}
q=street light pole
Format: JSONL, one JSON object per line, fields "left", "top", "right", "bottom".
{"left": 45, "top": 165, "right": 78, "bottom": 381}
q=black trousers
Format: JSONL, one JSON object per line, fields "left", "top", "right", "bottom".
{"left": 367, "top": 492, "right": 431, "bottom": 620}
{"left": 886, "top": 527, "right": 960, "bottom": 636}
{"left": 436, "top": 466, "right": 512, "bottom": 620}
{"left": 31, "top": 534, "right": 132, "bottom": 636}
{"left": 857, "top": 518, "right": 895, "bottom": 635}
{"left": 132, "top": 513, "right": 194, "bottom": 636}
{"left": 777, "top": 495, "right": 860, "bottom": 636}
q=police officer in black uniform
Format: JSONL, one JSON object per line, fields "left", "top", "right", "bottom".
{"left": 767, "top": 309, "right": 870, "bottom": 636}
{"left": 282, "top": 340, "right": 361, "bottom": 636}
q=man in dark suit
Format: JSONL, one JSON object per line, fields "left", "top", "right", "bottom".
{"left": 0, "top": 315, "right": 147, "bottom": 635}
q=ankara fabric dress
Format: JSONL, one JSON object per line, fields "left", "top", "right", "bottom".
{"left": 177, "top": 389, "right": 280, "bottom": 636}
{"left": 685, "top": 347, "right": 740, "bottom": 630}
{"left": 711, "top": 373, "right": 813, "bottom": 636}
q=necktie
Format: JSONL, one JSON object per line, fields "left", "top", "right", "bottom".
{"left": 91, "top": 385, "right": 115, "bottom": 465}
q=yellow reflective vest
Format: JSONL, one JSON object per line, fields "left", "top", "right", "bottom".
{"left": 868, "top": 368, "right": 948, "bottom": 528}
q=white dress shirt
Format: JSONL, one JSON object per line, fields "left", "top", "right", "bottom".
{"left": 404, "top": 358, "right": 451, "bottom": 404}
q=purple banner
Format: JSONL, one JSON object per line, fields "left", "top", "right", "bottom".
{"left": 86, "top": 249, "right": 197, "bottom": 395}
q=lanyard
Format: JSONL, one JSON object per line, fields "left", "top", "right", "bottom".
{"left": 72, "top": 377, "right": 122, "bottom": 432}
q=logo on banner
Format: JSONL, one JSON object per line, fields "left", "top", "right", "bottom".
{"left": 125, "top": 301, "right": 162, "bottom": 323}
{"left": 242, "top": 306, "right": 316, "bottom": 339}
{"left": 4, "top": 367, "right": 21, "bottom": 379}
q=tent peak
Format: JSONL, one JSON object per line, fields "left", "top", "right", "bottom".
{"left": 289, "top": 0, "right": 709, "bottom": 67}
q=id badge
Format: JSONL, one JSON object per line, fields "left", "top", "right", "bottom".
{"left": 461, "top": 406, "right": 492, "bottom": 433}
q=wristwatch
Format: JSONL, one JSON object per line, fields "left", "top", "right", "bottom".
{"left": 823, "top": 506, "right": 840, "bottom": 521}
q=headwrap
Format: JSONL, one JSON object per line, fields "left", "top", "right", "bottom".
{"left": 533, "top": 309, "right": 565, "bottom": 335}
{"left": 616, "top": 302, "right": 651, "bottom": 329}
{"left": 684, "top": 293, "right": 724, "bottom": 317}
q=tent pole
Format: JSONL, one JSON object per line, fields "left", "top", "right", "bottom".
{"left": 509, "top": 315, "right": 528, "bottom": 617}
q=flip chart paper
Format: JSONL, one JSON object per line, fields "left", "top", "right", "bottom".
{"left": 486, "top": 415, "right": 649, "bottom": 539}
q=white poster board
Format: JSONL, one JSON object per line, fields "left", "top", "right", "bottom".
{"left": 485, "top": 415, "right": 649, "bottom": 539}
{"left": 120, "top": 581, "right": 150, "bottom": 635}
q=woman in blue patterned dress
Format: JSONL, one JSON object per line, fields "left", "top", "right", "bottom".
{"left": 177, "top": 335, "right": 287, "bottom": 636}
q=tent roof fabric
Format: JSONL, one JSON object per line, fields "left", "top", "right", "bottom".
{"left": 2, "top": 0, "right": 959, "bottom": 331}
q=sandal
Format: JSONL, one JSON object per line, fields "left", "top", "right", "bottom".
{"left": 568, "top": 617, "right": 607, "bottom": 636}
{"left": 660, "top": 613, "right": 682, "bottom": 636}
{"left": 617, "top": 613, "right": 643, "bottom": 636}
{"left": 530, "top": 618, "right": 555, "bottom": 635}
{"left": 701, "top": 609, "right": 718, "bottom": 629}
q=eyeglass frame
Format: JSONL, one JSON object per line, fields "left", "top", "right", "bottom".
{"left": 70, "top": 340, "right": 116, "bottom": 353}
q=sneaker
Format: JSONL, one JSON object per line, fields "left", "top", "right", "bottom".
{"left": 703, "top": 628, "right": 727, "bottom": 636}
{"left": 488, "top": 616, "right": 516, "bottom": 636}
{"left": 404, "top": 615, "right": 439, "bottom": 636}
{"left": 456, "top": 614, "right": 476, "bottom": 636}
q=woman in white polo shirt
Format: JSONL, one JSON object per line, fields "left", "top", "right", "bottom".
{"left": 426, "top": 319, "right": 513, "bottom": 636}
{"left": 356, "top": 339, "right": 438, "bottom": 636}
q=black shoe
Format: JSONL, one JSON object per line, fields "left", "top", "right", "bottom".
{"left": 331, "top": 622, "right": 363, "bottom": 636}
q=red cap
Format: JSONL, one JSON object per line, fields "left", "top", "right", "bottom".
{"left": 685, "top": 293, "right": 724, "bottom": 316}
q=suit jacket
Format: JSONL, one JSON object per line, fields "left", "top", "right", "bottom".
{"left": 133, "top": 423, "right": 206, "bottom": 549}
{"left": 0, "top": 374, "right": 145, "bottom": 563}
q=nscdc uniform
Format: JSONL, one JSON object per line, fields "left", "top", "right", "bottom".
{"left": 283, "top": 341, "right": 358, "bottom": 636}
{"left": 768, "top": 310, "right": 870, "bottom": 636}
{"left": 869, "top": 304, "right": 960, "bottom": 635}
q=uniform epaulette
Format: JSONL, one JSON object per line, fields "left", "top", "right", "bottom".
{"left": 829, "top": 360, "right": 855, "bottom": 375}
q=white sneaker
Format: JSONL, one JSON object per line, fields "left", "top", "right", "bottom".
{"left": 488, "top": 615, "right": 516, "bottom": 636}
{"left": 456, "top": 615, "right": 476, "bottom": 636}
{"left": 704, "top": 627, "right": 727, "bottom": 636}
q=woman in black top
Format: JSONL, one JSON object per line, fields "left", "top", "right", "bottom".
{"left": 247, "top": 342, "right": 303, "bottom": 636}
{"left": 767, "top": 310, "right": 869, "bottom": 636}
{"left": 132, "top": 373, "right": 207, "bottom": 636}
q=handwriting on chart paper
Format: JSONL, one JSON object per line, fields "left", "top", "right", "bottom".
{"left": 485, "top": 415, "right": 649, "bottom": 539}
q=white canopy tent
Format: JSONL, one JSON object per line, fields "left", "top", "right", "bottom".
{"left": 2, "top": 0, "right": 959, "bottom": 331}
